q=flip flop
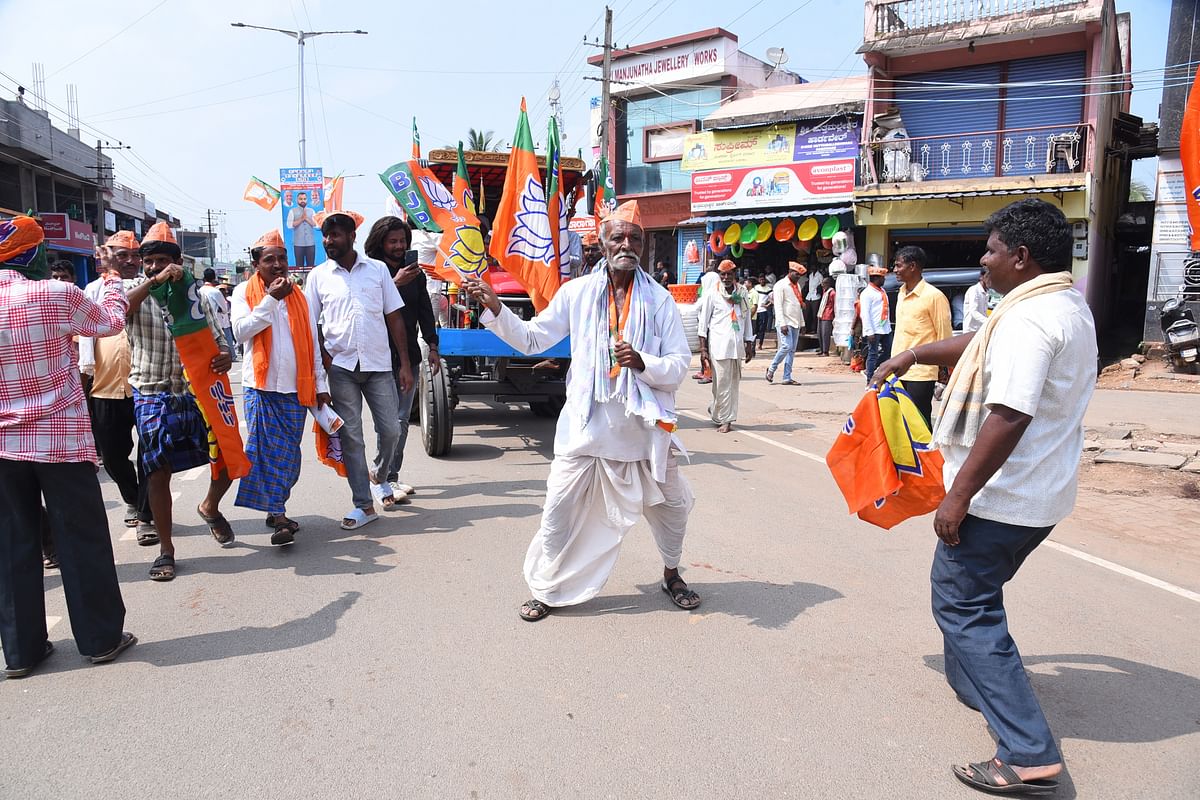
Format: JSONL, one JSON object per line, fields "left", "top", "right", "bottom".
{"left": 149, "top": 553, "right": 175, "bottom": 582}
{"left": 3, "top": 640, "right": 54, "bottom": 678}
{"left": 371, "top": 482, "right": 397, "bottom": 509}
{"left": 952, "top": 760, "right": 1060, "bottom": 796}
{"left": 136, "top": 523, "right": 159, "bottom": 547}
{"left": 340, "top": 508, "right": 378, "bottom": 531}
{"left": 197, "top": 506, "right": 234, "bottom": 545}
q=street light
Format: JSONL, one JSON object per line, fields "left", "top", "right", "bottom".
{"left": 230, "top": 22, "right": 368, "bottom": 167}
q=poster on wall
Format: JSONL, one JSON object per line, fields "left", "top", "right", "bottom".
{"left": 279, "top": 167, "right": 326, "bottom": 269}
{"left": 690, "top": 160, "right": 856, "bottom": 212}
{"left": 681, "top": 118, "right": 860, "bottom": 171}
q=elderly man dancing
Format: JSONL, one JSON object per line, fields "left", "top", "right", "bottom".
{"left": 230, "top": 230, "right": 331, "bottom": 545}
{"left": 464, "top": 200, "right": 699, "bottom": 622}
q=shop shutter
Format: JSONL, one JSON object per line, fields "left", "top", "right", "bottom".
{"left": 1001, "top": 52, "right": 1087, "bottom": 177}
{"left": 893, "top": 63, "right": 1002, "bottom": 182}
{"left": 678, "top": 227, "right": 707, "bottom": 283}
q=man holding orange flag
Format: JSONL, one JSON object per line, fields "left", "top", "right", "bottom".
{"left": 464, "top": 200, "right": 699, "bottom": 622}
{"left": 230, "top": 230, "right": 330, "bottom": 546}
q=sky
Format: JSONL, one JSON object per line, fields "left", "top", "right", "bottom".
{"left": 0, "top": 0, "right": 1173, "bottom": 262}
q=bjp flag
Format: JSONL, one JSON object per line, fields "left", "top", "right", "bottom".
{"left": 149, "top": 272, "right": 251, "bottom": 480}
{"left": 826, "top": 378, "right": 945, "bottom": 530}
{"left": 432, "top": 143, "right": 488, "bottom": 285}
{"left": 488, "top": 98, "right": 561, "bottom": 312}
{"left": 314, "top": 426, "right": 347, "bottom": 477}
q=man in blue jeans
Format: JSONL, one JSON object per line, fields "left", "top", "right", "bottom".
{"left": 871, "top": 199, "right": 1095, "bottom": 796}
{"left": 765, "top": 262, "right": 806, "bottom": 385}
{"left": 859, "top": 264, "right": 891, "bottom": 383}
{"left": 305, "top": 213, "right": 413, "bottom": 531}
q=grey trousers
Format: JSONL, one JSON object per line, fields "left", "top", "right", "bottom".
{"left": 327, "top": 365, "right": 401, "bottom": 510}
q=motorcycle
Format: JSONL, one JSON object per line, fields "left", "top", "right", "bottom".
{"left": 1159, "top": 297, "right": 1200, "bottom": 373}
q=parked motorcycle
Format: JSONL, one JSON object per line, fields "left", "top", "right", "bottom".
{"left": 1159, "top": 297, "right": 1200, "bottom": 373}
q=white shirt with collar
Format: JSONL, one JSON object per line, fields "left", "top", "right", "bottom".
{"left": 697, "top": 289, "right": 754, "bottom": 360}
{"left": 230, "top": 282, "right": 329, "bottom": 395}
{"left": 859, "top": 283, "right": 892, "bottom": 337}
{"left": 772, "top": 277, "right": 806, "bottom": 329}
{"left": 304, "top": 253, "right": 404, "bottom": 373}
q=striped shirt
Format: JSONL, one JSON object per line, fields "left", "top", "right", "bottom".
{"left": 0, "top": 270, "right": 127, "bottom": 463}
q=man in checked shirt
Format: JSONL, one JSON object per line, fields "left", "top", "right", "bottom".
{"left": 0, "top": 215, "right": 137, "bottom": 679}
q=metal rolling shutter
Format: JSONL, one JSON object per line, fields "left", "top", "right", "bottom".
{"left": 1002, "top": 52, "right": 1087, "bottom": 177}
{"left": 893, "top": 63, "right": 1002, "bottom": 181}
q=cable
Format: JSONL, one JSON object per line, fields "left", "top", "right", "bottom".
{"left": 48, "top": 0, "right": 174, "bottom": 78}
{"left": 89, "top": 67, "right": 292, "bottom": 118}
{"left": 89, "top": 88, "right": 295, "bottom": 123}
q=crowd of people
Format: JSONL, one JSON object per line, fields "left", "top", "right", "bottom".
{"left": 1, "top": 196, "right": 1097, "bottom": 796}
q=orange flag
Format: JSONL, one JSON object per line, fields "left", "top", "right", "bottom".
{"left": 488, "top": 98, "right": 561, "bottom": 312}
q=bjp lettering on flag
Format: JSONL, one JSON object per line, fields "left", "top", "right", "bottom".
{"left": 825, "top": 378, "right": 945, "bottom": 530}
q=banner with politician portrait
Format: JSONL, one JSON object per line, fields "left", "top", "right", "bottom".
{"left": 279, "top": 167, "right": 326, "bottom": 270}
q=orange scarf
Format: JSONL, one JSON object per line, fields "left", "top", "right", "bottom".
{"left": 607, "top": 279, "right": 634, "bottom": 379}
{"left": 244, "top": 274, "right": 317, "bottom": 407}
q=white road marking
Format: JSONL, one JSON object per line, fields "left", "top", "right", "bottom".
{"left": 180, "top": 467, "right": 205, "bottom": 482}
{"left": 119, "top": 529, "right": 136, "bottom": 542}
{"left": 680, "top": 410, "right": 825, "bottom": 463}
{"left": 682, "top": 410, "right": 1200, "bottom": 605}
{"left": 46, "top": 616, "right": 61, "bottom": 631}
{"left": 1043, "top": 541, "right": 1200, "bottom": 605}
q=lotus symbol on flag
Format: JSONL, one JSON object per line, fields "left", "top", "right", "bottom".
{"left": 505, "top": 176, "right": 554, "bottom": 265}
{"left": 420, "top": 176, "right": 458, "bottom": 213}
{"left": 449, "top": 226, "right": 487, "bottom": 277}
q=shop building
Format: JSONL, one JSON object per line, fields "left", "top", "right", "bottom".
{"left": 855, "top": 0, "right": 1133, "bottom": 332}
{"left": 588, "top": 28, "right": 803, "bottom": 278}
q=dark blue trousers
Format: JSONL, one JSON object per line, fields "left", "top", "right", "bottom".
{"left": 0, "top": 459, "right": 126, "bottom": 669}
{"left": 931, "top": 514, "right": 1061, "bottom": 766}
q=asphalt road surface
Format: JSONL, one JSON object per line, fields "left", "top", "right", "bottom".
{"left": 3, "top": 374, "right": 1197, "bottom": 799}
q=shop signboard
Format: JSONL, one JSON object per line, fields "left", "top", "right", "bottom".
{"left": 690, "top": 160, "right": 855, "bottom": 212}
{"left": 43, "top": 217, "right": 96, "bottom": 254}
{"left": 607, "top": 36, "right": 735, "bottom": 96}
{"left": 681, "top": 117, "right": 860, "bottom": 171}
{"left": 39, "top": 212, "right": 68, "bottom": 239}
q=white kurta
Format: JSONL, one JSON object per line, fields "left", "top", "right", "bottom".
{"left": 481, "top": 269, "right": 695, "bottom": 606}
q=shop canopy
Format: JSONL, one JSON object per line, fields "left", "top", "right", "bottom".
{"left": 854, "top": 185, "right": 1085, "bottom": 205}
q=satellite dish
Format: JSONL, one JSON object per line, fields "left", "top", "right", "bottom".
{"left": 766, "top": 47, "right": 788, "bottom": 67}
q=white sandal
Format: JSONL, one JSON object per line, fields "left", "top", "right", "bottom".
{"left": 340, "top": 508, "right": 378, "bottom": 531}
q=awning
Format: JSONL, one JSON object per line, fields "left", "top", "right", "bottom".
{"left": 680, "top": 206, "right": 852, "bottom": 225}
{"left": 854, "top": 185, "right": 1085, "bottom": 203}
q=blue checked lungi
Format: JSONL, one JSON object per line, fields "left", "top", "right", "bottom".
{"left": 133, "top": 389, "right": 210, "bottom": 474}
{"left": 235, "top": 388, "right": 307, "bottom": 515}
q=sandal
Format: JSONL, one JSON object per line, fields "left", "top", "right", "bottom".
{"left": 42, "top": 554, "right": 59, "bottom": 570}
{"left": 88, "top": 632, "right": 137, "bottom": 664}
{"left": 136, "top": 523, "right": 159, "bottom": 547}
{"left": 371, "top": 482, "right": 397, "bottom": 509}
{"left": 952, "top": 759, "right": 1060, "bottom": 796}
{"left": 519, "top": 599, "right": 552, "bottom": 622}
{"left": 661, "top": 575, "right": 702, "bottom": 610}
{"left": 340, "top": 508, "right": 378, "bottom": 531}
{"left": 265, "top": 515, "right": 300, "bottom": 533}
{"left": 149, "top": 553, "right": 176, "bottom": 582}
{"left": 4, "top": 640, "right": 54, "bottom": 679}
{"left": 270, "top": 523, "right": 296, "bottom": 546}
{"left": 197, "top": 506, "right": 234, "bottom": 545}
{"left": 123, "top": 505, "right": 140, "bottom": 528}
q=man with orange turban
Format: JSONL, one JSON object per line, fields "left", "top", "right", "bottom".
{"left": 230, "top": 230, "right": 330, "bottom": 545}
{"left": 462, "top": 199, "right": 700, "bottom": 622}
{"left": 697, "top": 259, "right": 755, "bottom": 433}
{"left": 0, "top": 215, "right": 137, "bottom": 676}
{"left": 125, "top": 222, "right": 242, "bottom": 581}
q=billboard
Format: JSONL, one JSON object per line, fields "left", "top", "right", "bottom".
{"left": 681, "top": 117, "right": 860, "bottom": 171}
{"left": 280, "top": 167, "right": 326, "bottom": 269}
{"left": 690, "top": 160, "right": 856, "bottom": 212}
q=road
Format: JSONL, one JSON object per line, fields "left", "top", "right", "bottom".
{"left": 3, "top": 367, "right": 1198, "bottom": 800}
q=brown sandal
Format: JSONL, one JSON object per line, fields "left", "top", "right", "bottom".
{"left": 197, "top": 506, "right": 234, "bottom": 545}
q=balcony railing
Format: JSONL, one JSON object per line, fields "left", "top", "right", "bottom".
{"left": 858, "top": 123, "right": 1092, "bottom": 185}
{"left": 869, "top": 0, "right": 1087, "bottom": 38}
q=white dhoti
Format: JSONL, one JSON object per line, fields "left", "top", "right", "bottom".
{"left": 708, "top": 358, "right": 741, "bottom": 424}
{"left": 524, "top": 451, "right": 694, "bottom": 607}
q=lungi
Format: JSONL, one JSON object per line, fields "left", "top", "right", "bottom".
{"left": 235, "top": 388, "right": 307, "bottom": 515}
{"left": 708, "top": 358, "right": 741, "bottom": 425}
{"left": 132, "top": 389, "right": 209, "bottom": 475}
{"left": 525, "top": 451, "right": 694, "bottom": 607}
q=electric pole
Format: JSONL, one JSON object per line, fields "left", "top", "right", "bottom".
{"left": 96, "top": 139, "right": 106, "bottom": 240}
{"left": 205, "top": 210, "right": 226, "bottom": 274}
{"left": 599, "top": 6, "right": 613, "bottom": 170}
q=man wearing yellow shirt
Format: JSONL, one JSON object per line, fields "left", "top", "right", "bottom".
{"left": 892, "top": 246, "right": 952, "bottom": 424}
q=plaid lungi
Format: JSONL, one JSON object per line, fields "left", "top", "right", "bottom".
{"left": 132, "top": 389, "right": 210, "bottom": 474}
{"left": 235, "top": 388, "right": 307, "bottom": 515}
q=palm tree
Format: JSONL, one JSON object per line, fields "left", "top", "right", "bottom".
{"left": 1128, "top": 180, "right": 1153, "bottom": 202}
{"left": 467, "top": 128, "right": 499, "bottom": 152}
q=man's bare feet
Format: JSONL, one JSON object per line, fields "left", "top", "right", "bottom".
{"left": 716, "top": 422, "right": 732, "bottom": 433}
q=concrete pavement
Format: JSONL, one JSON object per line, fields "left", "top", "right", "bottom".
{"left": 2, "top": 370, "right": 1198, "bottom": 799}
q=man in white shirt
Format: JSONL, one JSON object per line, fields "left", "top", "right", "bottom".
{"left": 766, "top": 262, "right": 806, "bottom": 385}
{"left": 870, "top": 199, "right": 1094, "bottom": 796}
{"left": 231, "top": 230, "right": 330, "bottom": 545}
{"left": 751, "top": 274, "right": 774, "bottom": 348}
{"left": 962, "top": 268, "right": 991, "bottom": 333}
{"left": 698, "top": 259, "right": 755, "bottom": 432}
{"left": 804, "top": 267, "right": 824, "bottom": 334}
{"left": 304, "top": 213, "right": 413, "bottom": 531}
{"left": 859, "top": 265, "right": 892, "bottom": 383}
{"left": 462, "top": 200, "right": 698, "bottom": 622}
{"left": 199, "top": 268, "right": 233, "bottom": 356}
{"left": 694, "top": 262, "right": 721, "bottom": 383}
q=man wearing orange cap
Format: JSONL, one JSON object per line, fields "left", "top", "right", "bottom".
{"left": 463, "top": 198, "right": 700, "bottom": 622}
{"left": 697, "top": 259, "right": 755, "bottom": 433}
{"left": 231, "top": 230, "right": 330, "bottom": 545}
{"left": 78, "top": 230, "right": 155, "bottom": 536}
{"left": 126, "top": 222, "right": 239, "bottom": 581}
{"left": 859, "top": 263, "right": 893, "bottom": 385}
{"left": 0, "top": 215, "right": 137, "bottom": 676}
{"left": 767, "top": 261, "right": 807, "bottom": 385}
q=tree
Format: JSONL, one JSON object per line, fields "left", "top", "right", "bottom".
{"left": 467, "top": 128, "right": 500, "bottom": 152}
{"left": 1128, "top": 180, "right": 1153, "bottom": 202}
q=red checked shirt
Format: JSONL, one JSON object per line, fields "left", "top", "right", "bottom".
{"left": 0, "top": 270, "right": 128, "bottom": 464}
